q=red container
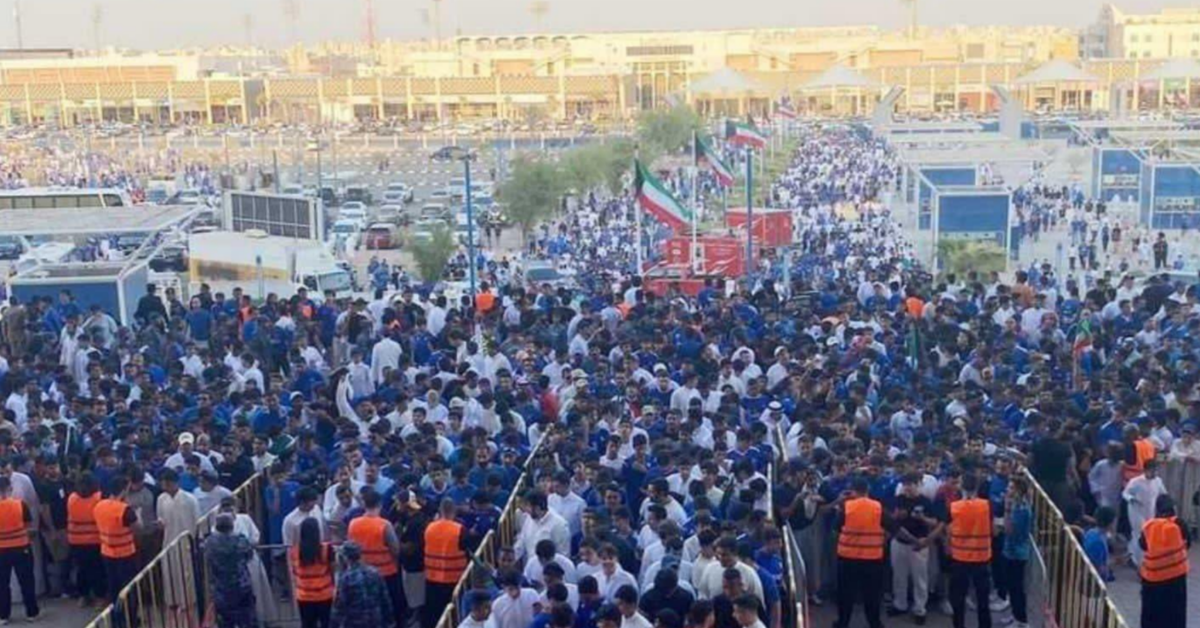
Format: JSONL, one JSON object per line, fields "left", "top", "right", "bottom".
{"left": 644, "top": 264, "right": 717, "bottom": 297}
{"left": 660, "top": 235, "right": 746, "bottom": 277}
{"left": 725, "top": 207, "right": 793, "bottom": 248}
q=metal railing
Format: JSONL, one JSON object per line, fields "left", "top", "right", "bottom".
{"left": 774, "top": 423, "right": 809, "bottom": 628}
{"left": 84, "top": 472, "right": 266, "bottom": 628}
{"left": 1023, "top": 468, "right": 1129, "bottom": 628}
{"left": 432, "top": 438, "right": 543, "bottom": 628}
{"left": 781, "top": 525, "right": 809, "bottom": 628}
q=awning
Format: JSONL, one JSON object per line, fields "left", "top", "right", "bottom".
{"left": 1015, "top": 60, "right": 1098, "bottom": 85}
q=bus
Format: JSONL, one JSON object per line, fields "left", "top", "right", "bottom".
{"left": 0, "top": 187, "right": 132, "bottom": 210}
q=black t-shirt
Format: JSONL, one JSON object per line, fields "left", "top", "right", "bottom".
{"left": 892, "top": 494, "right": 934, "bottom": 541}
{"left": 34, "top": 478, "right": 67, "bottom": 529}
{"left": 1030, "top": 437, "right": 1071, "bottom": 484}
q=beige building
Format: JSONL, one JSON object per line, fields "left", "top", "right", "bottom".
{"left": 1083, "top": 4, "right": 1200, "bottom": 59}
{"left": 0, "top": 14, "right": 1194, "bottom": 126}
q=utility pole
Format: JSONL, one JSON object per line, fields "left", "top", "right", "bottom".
{"left": 431, "top": 0, "right": 443, "bottom": 51}
{"left": 91, "top": 3, "right": 103, "bottom": 51}
{"left": 13, "top": 0, "right": 24, "bottom": 49}
{"left": 282, "top": 0, "right": 300, "bottom": 44}
{"left": 242, "top": 12, "right": 254, "bottom": 49}
{"left": 364, "top": 0, "right": 377, "bottom": 53}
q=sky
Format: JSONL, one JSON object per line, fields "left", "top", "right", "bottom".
{"left": 0, "top": 0, "right": 1191, "bottom": 50}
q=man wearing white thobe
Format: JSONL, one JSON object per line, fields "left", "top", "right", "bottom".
{"left": 1122, "top": 460, "right": 1168, "bottom": 567}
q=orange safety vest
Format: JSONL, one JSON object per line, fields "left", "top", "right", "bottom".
{"left": 837, "top": 497, "right": 885, "bottom": 561}
{"left": 905, "top": 297, "right": 925, "bottom": 318}
{"left": 1140, "top": 517, "right": 1189, "bottom": 583}
{"left": 1123, "top": 439, "right": 1157, "bottom": 482}
{"left": 289, "top": 544, "right": 336, "bottom": 602}
{"left": 0, "top": 499, "right": 28, "bottom": 550}
{"left": 347, "top": 515, "right": 397, "bottom": 577}
{"left": 475, "top": 292, "right": 496, "bottom": 315}
{"left": 424, "top": 519, "right": 468, "bottom": 584}
{"left": 67, "top": 492, "right": 102, "bottom": 547}
{"left": 94, "top": 499, "right": 137, "bottom": 559}
{"left": 949, "top": 498, "right": 993, "bottom": 563}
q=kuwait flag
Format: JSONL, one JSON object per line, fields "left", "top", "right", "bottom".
{"left": 634, "top": 160, "right": 691, "bottom": 231}
{"left": 776, "top": 102, "right": 798, "bottom": 119}
{"left": 695, "top": 136, "right": 734, "bottom": 188}
{"left": 725, "top": 117, "right": 767, "bottom": 149}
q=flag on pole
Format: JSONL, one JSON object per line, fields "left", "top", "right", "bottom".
{"left": 695, "top": 135, "right": 735, "bottom": 188}
{"left": 725, "top": 117, "right": 767, "bottom": 149}
{"left": 776, "top": 101, "right": 798, "bottom": 120}
{"left": 634, "top": 160, "right": 691, "bottom": 231}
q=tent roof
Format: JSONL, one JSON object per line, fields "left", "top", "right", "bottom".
{"left": 1142, "top": 58, "right": 1200, "bottom": 81}
{"left": 802, "top": 65, "right": 878, "bottom": 90}
{"left": 687, "top": 68, "right": 764, "bottom": 95}
{"left": 1015, "top": 60, "right": 1098, "bottom": 85}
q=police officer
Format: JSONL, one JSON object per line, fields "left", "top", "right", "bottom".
{"left": 945, "top": 473, "right": 992, "bottom": 628}
{"left": 834, "top": 476, "right": 886, "bottom": 628}
{"left": 1139, "top": 495, "right": 1190, "bottom": 628}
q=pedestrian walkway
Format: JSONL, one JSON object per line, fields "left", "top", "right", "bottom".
{"left": 1105, "top": 545, "right": 1200, "bottom": 628}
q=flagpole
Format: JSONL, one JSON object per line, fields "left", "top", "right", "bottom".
{"left": 745, "top": 146, "right": 753, "bottom": 278}
{"left": 691, "top": 130, "right": 700, "bottom": 274}
{"left": 634, "top": 151, "right": 644, "bottom": 277}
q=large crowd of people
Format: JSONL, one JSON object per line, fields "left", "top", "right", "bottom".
{"left": 0, "top": 121, "right": 1195, "bottom": 628}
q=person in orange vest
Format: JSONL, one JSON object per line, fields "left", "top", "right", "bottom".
{"left": 94, "top": 474, "right": 140, "bottom": 606}
{"left": 1121, "top": 424, "right": 1157, "bottom": 484}
{"left": 67, "top": 472, "right": 105, "bottom": 606}
{"left": 475, "top": 282, "right": 497, "bottom": 317}
{"left": 944, "top": 473, "right": 993, "bottom": 628}
{"left": 346, "top": 489, "right": 402, "bottom": 625}
{"left": 833, "top": 477, "right": 887, "bottom": 628}
{"left": 291, "top": 518, "right": 335, "bottom": 628}
{"left": 424, "top": 498, "right": 473, "bottom": 628}
{"left": 0, "top": 476, "right": 38, "bottom": 622}
{"left": 1139, "top": 495, "right": 1191, "bottom": 628}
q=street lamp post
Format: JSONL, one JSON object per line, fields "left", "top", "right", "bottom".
{"left": 463, "top": 155, "right": 476, "bottom": 299}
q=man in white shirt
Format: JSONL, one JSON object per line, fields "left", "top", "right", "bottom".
{"left": 614, "top": 585, "right": 652, "bottom": 628}
{"left": 323, "top": 465, "right": 365, "bottom": 520}
{"left": 370, "top": 332, "right": 403, "bottom": 385}
{"left": 1123, "top": 459, "right": 1168, "bottom": 567}
{"left": 491, "top": 573, "right": 541, "bottom": 628}
{"left": 522, "top": 539, "right": 578, "bottom": 587}
{"left": 697, "top": 538, "right": 763, "bottom": 603}
{"left": 157, "top": 469, "right": 200, "bottom": 543}
{"left": 165, "top": 432, "right": 217, "bottom": 474}
{"left": 548, "top": 473, "right": 588, "bottom": 538}
{"left": 282, "top": 487, "right": 327, "bottom": 546}
{"left": 595, "top": 544, "right": 639, "bottom": 602}
{"left": 516, "top": 492, "right": 572, "bottom": 561}
{"left": 193, "top": 471, "right": 232, "bottom": 517}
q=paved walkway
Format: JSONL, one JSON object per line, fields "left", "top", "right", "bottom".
{"left": 1104, "top": 545, "right": 1200, "bottom": 628}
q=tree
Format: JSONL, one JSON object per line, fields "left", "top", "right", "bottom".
{"left": 499, "top": 156, "right": 566, "bottom": 241}
{"left": 410, "top": 225, "right": 457, "bottom": 282}
{"left": 637, "top": 105, "right": 702, "bottom": 157}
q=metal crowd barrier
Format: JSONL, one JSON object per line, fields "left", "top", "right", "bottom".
{"left": 84, "top": 472, "right": 266, "bottom": 628}
{"left": 83, "top": 532, "right": 202, "bottom": 628}
{"left": 1023, "top": 468, "right": 1129, "bottom": 628}
{"left": 781, "top": 525, "right": 809, "bottom": 628}
{"left": 432, "top": 438, "right": 544, "bottom": 628}
{"left": 774, "top": 424, "right": 809, "bottom": 628}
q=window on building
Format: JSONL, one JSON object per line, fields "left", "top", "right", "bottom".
{"left": 1144, "top": 51, "right": 1152, "bottom": 58}
{"left": 1193, "top": 33, "right": 1200, "bottom": 42}
{"left": 1130, "top": 34, "right": 1138, "bottom": 43}
{"left": 1144, "top": 34, "right": 1152, "bottom": 43}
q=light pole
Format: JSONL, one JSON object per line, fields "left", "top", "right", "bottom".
{"left": 442, "top": 146, "right": 479, "bottom": 297}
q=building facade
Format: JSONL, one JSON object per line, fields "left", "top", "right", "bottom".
{"left": 1083, "top": 4, "right": 1200, "bottom": 59}
{"left": 0, "top": 16, "right": 1193, "bottom": 126}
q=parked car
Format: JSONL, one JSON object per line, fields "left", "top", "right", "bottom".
{"left": 149, "top": 244, "right": 188, "bottom": 272}
{"left": 344, "top": 186, "right": 373, "bottom": 205}
{"left": 338, "top": 202, "right": 369, "bottom": 230}
{"left": 384, "top": 182, "right": 414, "bottom": 204}
{"left": 420, "top": 203, "right": 449, "bottom": 221}
{"left": 330, "top": 219, "right": 361, "bottom": 251}
{"left": 364, "top": 223, "right": 399, "bottom": 250}
{"left": 521, "top": 261, "right": 575, "bottom": 290}
{"left": 0, "top": 236, "right": 23, "bottom": 260}
{"left": 430, "top": 146, "right": 463, "bottom": 162}
{"left": 410, "top": 219, "right": 443, "bottom": 244}
{"left": 377, "top": 204, "right": 407, "bottom": 225}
